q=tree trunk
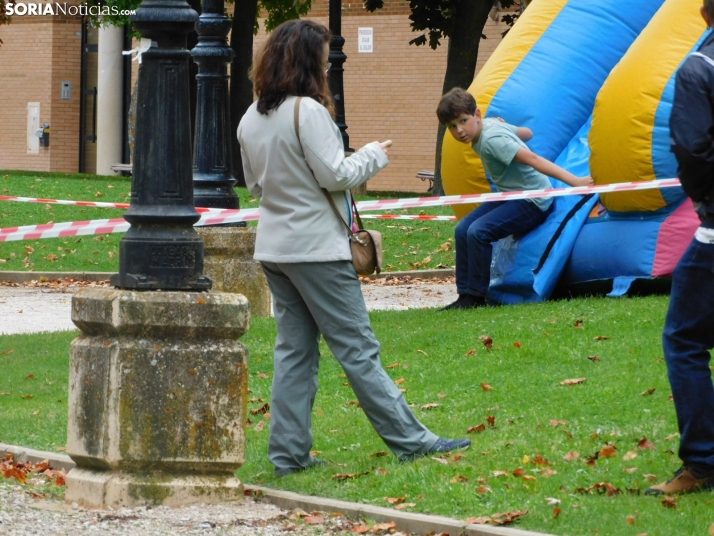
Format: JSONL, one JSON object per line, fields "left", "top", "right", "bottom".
{"left": 230, "top": 0, "right": 259, "bottom": 188}
{"left": 431, "top": 0, "right": 492, "bottom": 196}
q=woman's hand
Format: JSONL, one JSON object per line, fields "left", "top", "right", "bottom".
{"left": 376, "top": 140, "right": 393, "bottom": 153}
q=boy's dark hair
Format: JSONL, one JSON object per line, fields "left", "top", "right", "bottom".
{"left": 706, "top": 0, "right": 714, "bottom": 19}
{"left": 436, "top": 88, "right": 477, "bottom": 124}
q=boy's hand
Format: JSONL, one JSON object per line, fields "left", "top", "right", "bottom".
{"left": 376, "top": 140, "right": 393, "bottom": 153}
{"left": 570, "top": 176, "right": 594, "bottom": 187}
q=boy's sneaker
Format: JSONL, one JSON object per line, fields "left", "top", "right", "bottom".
{"left": 439, "top": 294, "right": 486, "bottom": 311}
{"left": 274, "top": 456, "right": 327, "bottom": 477}
{"left": 645, "top": 466, "right": 714, "bottom": 495}
{"left": 427, "top": 437, "right": 472, "bottom": 454}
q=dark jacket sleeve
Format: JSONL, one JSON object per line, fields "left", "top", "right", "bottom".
{"left": 670, "top": 61, "right": 714, "bottom": 203}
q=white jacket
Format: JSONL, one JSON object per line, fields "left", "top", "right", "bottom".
{"left": 237, "top": 96, "right": 388, "bottom": 263}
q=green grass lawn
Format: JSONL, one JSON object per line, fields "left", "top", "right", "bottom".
{"left": 3, "top": 296, "right": 712, "bottom": 535}
{"left": 0, "top": 170, "right": 457, "bottom": 274}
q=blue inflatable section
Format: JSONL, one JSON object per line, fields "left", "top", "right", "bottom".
{"left": 486, "top": 0, "right": 665, "bottom": 162}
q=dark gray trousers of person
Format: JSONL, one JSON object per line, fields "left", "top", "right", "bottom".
{"left": 261, "top": 260, "right": 439, "bottom": 473}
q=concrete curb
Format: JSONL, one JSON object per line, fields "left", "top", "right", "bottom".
{"left": 0, "top": 269, "right": 455, "bottom": 284}
{"left": 0, "top": 443, "right": 550, "bottom": 536}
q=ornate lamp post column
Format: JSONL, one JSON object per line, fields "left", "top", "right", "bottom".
{"left": 328, "top": 0, "right": 353, "bottom": 153}
{"left": 110, "top": 0, "right": 211, "bottom": 290}
{"left": 191, "top": 0, "right": 240, "bottom": 209}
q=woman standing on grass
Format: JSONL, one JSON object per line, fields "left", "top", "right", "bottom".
{"left": 237, "top": 19, "right": 469, "bottom": 477}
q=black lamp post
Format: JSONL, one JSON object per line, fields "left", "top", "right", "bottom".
{"left": 328, "top": 0, "right": 353, "bottom": 153}
{"left": 191, "top": 0, "right": 240, "bottom": 209}
{"left": 111, "top": 0, "right": 211, "bottom": 291}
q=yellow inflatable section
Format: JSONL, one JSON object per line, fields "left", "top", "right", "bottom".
{"left": 590, "top": 0, "right": 704, "bottom": 213}
{"left": 440, "top": 0, "right": 570, "bottom": 220}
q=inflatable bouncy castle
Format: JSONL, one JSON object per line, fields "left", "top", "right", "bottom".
{"left": 441, "top": 0, "right": 708, "bottom": 303}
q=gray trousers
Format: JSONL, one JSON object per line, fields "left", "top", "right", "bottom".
{"left": 261, "top": 260, "right": 438, "bottom": 472}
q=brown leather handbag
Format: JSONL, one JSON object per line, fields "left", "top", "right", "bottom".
{"left": 294, "top": 97, "right": 382, "bottom": 275}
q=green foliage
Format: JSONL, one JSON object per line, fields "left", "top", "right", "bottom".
{"left": 365, "top": 0, "right": 523, "bottom": 49}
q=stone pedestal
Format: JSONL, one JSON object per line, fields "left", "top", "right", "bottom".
{"left": 199, "top": 227, "right": 271, "bottom": 317}
{"left": 65, "top": 288, "right": 249, "bottom": 509}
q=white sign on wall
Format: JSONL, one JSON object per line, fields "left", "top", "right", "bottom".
{"left": 358, "top": 28, "right": 373, "bottom": 53}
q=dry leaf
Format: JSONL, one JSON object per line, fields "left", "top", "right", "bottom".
{"left": 594, "top": 335, "right": 610, "bottom": 340}
{"left": 476, "top": 485, "right": 492, "bottom": 494}
{"left": 257, "top": 372, "right": 270, "bottom": 379}
{"left": 623, "top": 467, "right": 638, "bottom": 474}
{"left": 490, "top": 510, "right": 529, "bottom": 525}
{"left": 304, "top": 516, "right": 325, "bottom": 525}
{"left": 437, "top": 393, "right": 447, "bottom": 399}
{"left": 480, "top": 383, "right": 493, "bottom": 391}
{"left": 393, "top": 503, "right": 416, "bottom": 510}
{"left": 559, "top": 378, "right": 586, "bottom": 386}
{"left": 250, "top": 403, "right": 270, "bottom": 416}
{"left": 638, "top": 437, "right": 655, "bottom": 450}
{"left": 588, "top": 355, "right": 601, "bottom": 362}
{"left": 550, "top": 420, "right": 568, "bottom": 427}
{"left": 25, "top": 374, "right": 35, "bottom": 380}
{"left": 254, "top": 421, "right": 265, "bottom": 432}
{"left": 465, "top": 517, "right": 491, "bottom": 525}
{"left": 553, "top": 507, "right": 561, "bottom": 519}
{"left": 492, "top": 470, "right": 509, "bottom": 477}
{"left": 394, "top": 378, "right": 406, "bottom": 385}
{"left": 599, "top": 445, "right": 617, "bottom": 459}
{"left": 487, "top": 415, "right": 496, "bottom": 427}
{"left": 371, "top": 451, "right": 388, "bottom": 458}
{"left": 573, "top": 319, "right": 584, "bottom": 328}
{"left": 563, "top": 451, "right": 579, "bottom": 461}
{"left": 623, "top": 451, "right": 638, "bottom": 461}
{"left": 466, "top": 349, "right": 476, "bottom": 356}
{"left": 661, "top": 496, "right": 677, "bottom": 508}
{"left": 643, "top": 474, "right": 658, "bottom": 482}
{"left": 641, "top": 388, "right": 656, "bottom": 396}
{"left": 540, "top": 468, "right": 558, "bottom": 478}
{"left": 420, "top": 403, "right": 439, "bottom": 410}
{"left": 513, "top": 342, "right": 523, "bottom": 348}
{"left": 0, "top": 349, "right": 14, "bottom": 355}
{"left": 384, "top": 495, "right": 406, "bottom": 505}
{"left": 450, "top": 475, "right": 469, "bottom": 483}
{"left": 545, "top": 497, "right": 561, "bottom": 505}
{"left": 533, "top": 454, "right": 551, "bottom": 466}
{"left": 522, "top": 475, "right": 537, "bottom": 482}
{"left": 332, "top": 471, "right": 369, "bottom": 480}
{"left": 575, "top": 482, "right": 621, "bottom": 496}
{"left": 626, "top": 516, "right": 636, "bottom": 525}
{"left": 385, "top": 362, "right": 399, "bottom": 369}
{"left": 468, "top": 424, "right": 486, "bottom": 433}
{"left": 21, "top": 394, "right": 33, "bottom": 399}
{"left": 479, "top": 335, "right": 493, "bottom": 349}
{"left": 352, "top": 523, "right": 370, "bottom": 534}
{"left": 431, "top": 456, "right": 449, "bottom": 465}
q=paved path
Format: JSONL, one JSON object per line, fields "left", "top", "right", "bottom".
{"left": 0, "top": 277, "right": 457, "bottom": 336}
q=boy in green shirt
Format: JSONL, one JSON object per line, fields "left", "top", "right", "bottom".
{"left": 436, "top": 88, "right": 593, "bottom": 309}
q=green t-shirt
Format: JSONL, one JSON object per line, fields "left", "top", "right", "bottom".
{"left": 472, "top": 119, "right": 553, "bottom": 211}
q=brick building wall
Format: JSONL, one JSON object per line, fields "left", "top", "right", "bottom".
{"left": 0, "top": 16, "right": 82, "bottom": 173}
{"left": 252, "top": 3, "right": 506, "bottom": 191}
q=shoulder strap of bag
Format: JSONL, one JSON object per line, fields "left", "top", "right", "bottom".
{"left": 293, "top": 97, "right": 360, "bottom": 236}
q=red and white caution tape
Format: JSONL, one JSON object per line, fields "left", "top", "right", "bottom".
{"left": 0, "top": 194, "right": 227, "bottom": 214}
{"left": 361, "top": 214, "right": 456, "bottom": 221}
{"left": 0, "top": 178, "right": 682, "bottom": 242}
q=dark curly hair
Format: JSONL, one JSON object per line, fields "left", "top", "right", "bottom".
{"left": 250, "top": 19, "right": 335, "bottom": 117}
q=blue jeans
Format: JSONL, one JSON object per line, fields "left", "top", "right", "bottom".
{"left": 663, "top": 238, "right": 714, "bottom": 471}
{"left": 454, "top": 199, "right": 550, "bottom": 297}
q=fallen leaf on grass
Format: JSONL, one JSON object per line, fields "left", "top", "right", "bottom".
{"left": 0, "top": 392, "right": 10, "bottom": 396}
{"left": 437, "top": 393, "right": 447, "bottom": 398}
{"left": 661, "top": 496, "right": 677, "bottom": 508}
{"left": 487, "top": 415, "right": 496, "bottom": 427}
{"left": 563, "top": 451, "right": 579, "bottom": 461}
{"left": 550, "top": 420, "right": 568, "bottom": 427}
{"left": 492, "top": 470, "right": 509, "bottom": 477}
{"left": 522, "top": 475, "right": 537, "bottom": 482}
{"left": 332, "top": 471, "right": 370, "bottom": 481}
{"left": 540, "top": 468, "right": 558, "bottom": 478}
{"left": 638, "top": 437, "right": 655, "bottom": 450}
{"left": 257, "top": 372, "right": 270, "bottom": 379}
{"left": 599, "top": 445, "right": 617, "bottom": 459}
{"left": 0, "top": 349, "right": 14, "bottom": 355}
{"left": 575, "top": 482, "right": 621, "bottom": 496}
{"left": 559, "top": 378, "right": 586, "bottom": 386}
{"left": 623, "top": 467, "right": 638, "bottom": 474}
{"left": 250, "top": 403, "right": 270, "bottom": 415}
{"left": 465, "top": 350, "right": 476, "bottom": 356}
{"left": 476, "top": 485, "right": 492, "bottom": 494}
{"left": 420, "top": 403, "right": 439, "bottom": 410}
{"left": 254, "top": 421, "right": 265, "bottom": 432}
{"left": 304, "top": 516, "right": 325, "bottom": 525}
{"left": 450, "top": 475, "right": 469, "bottom": 483}
{"left": 588, "top": 355, "right": 601, "bottom": 362}
{"left": 545, "top": 497, "right": 561, "bottom": 505}
{"left": 643, "top": 474, "right": 659, "bottom": 482}
{"left": 468, "top": 424, "right": 486, "bottom": 433}
{"left": 480, "top": 383, "right": 493, "bottom": 391}
{"left": 385, "top": 362, "right": 399, "bottom": 369}
{"left": 384, "top": 496, "right": 406, "bottom": 505}
{"left": 624, "top": 451, "right": 638, "bottom": 461}
{"left": 625, "top": 515, "right": 636, "bottom": 525}
{"left": 394, "top": 378, "right": 406, "bottom": 385}
{"left": 371, "top": 451, "right": 388, "bottom": 458}
{"left": 641, "top": 388, "right": 656, "bottom": 396}
{"left": 594, "top": 335, "right": 610, "bottom": 340}
{"left": 479, "top": 335, "right": 493, "bottom": 349}
{"left": 573, "top": 319, "right": 584, "bottom": 328}
{"left": 533, "top": 454, "right": 551, "bottom": 466}
{"left": 664, "top": 433, "right": 680, "bottom": 441}
{"left": 513, "top": 342, "right": 523, "bottom": 348}
{"left": 553, "top": 507, "right": 561, "bottom": 519}
{"left": 393, "top": 502, "right": 416, "bottom": 510}
{"left": 351, "top": 523, "right": 370, "bottom": 534}
{"left": 21, "top": 394, "right": 33, "bottom": 399}
{"left": 491, "top": 510, "right": 529, "bottom": 526}
{"left": 431, "top": 456, "right": 449, "bottom": 465}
